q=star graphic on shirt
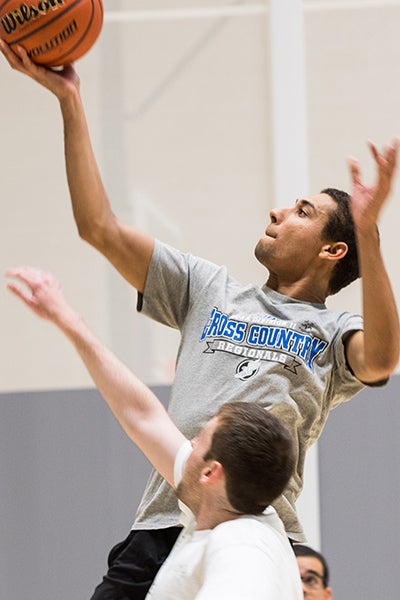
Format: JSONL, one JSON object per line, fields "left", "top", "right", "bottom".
{"left": 299, "top": 320, "right": 316, "bottom": 332}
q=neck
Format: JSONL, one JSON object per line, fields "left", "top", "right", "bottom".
{"left": 195, "top": 499, "right": 242, "bottom": 531}
{"left": 266, "top": 273, "right": 328, "bottom": 304}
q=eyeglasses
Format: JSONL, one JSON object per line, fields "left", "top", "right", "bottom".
{"left": 300, "top": 570, "right": 326, "bottom": 590}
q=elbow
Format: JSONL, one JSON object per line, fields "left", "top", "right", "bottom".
{"left": 75, "top": 211, "right": 116, "bottom": 252}
{"left": 76, "top": 219, "right": 101, "bottom": 247}
{"left": 364, "top": 351, "right": 400, "bottom": 383}
{"left": 381, "top": 342, "right": 400, "bottom": 377}
{"left": 380, "top": 356, "right": 400, "bottom": 379}
{"left": 76, "top": 219, "right": 93, "bottom": 243}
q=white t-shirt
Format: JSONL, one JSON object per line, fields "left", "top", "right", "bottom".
{"left": 146, "top": 441, "right": 302, "bottom": 599}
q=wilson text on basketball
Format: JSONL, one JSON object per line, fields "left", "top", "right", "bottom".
{"left": 1, "top": 0, "right": 65, "bottom": 35}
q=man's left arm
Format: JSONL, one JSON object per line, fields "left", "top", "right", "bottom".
{"left": 6, "top": 266, "right": 186, "bottom": 486}
{"left": 345, "top": 140, "right": 400, "bottom": 383}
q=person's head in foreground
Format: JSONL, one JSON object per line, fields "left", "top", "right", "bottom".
{"left": 177, "top": 402, "right": 296, "bottom": 518}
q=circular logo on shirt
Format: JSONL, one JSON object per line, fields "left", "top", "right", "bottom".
{"left": 235, "top": 359, "right": 261, "bottom": 381}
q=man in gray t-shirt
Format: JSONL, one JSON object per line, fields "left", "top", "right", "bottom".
{"left": 1, "top": 43, "right": 398, "bottom": 600}
{"left": 133, "top": 239, "right": 364, "bottom": 541}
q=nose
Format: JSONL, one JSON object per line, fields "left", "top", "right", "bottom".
{"left": 269, "top": 206, "right": 286, "bottom": 223}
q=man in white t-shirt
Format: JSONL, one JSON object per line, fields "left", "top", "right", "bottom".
{"left": 7, "top": 266, "right": 302, "bottom": 599}
{"left": 147, "top": 438, "right": 301, "bottom": 599}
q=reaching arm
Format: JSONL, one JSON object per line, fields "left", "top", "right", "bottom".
{"left": 0, "top": 41, "right": 154, "bottom": 293}
{"left": 6, "top": 266, "right": 185, "bottom": 486}
{"left": 345, "top": 140, "right": 400, "bottom": 383}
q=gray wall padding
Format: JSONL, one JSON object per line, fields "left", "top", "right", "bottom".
{"left": 319, "top": 374, "right": 400, "bottom": 599}
{"left": 0, "top": 386, "right": 170, "bottom": 600}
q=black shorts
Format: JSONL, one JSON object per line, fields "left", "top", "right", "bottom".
{"left": 90, "top": 526, "right": 182, "bottom": 600}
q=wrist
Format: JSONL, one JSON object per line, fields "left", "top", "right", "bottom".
{"left": 59, "top": 86, "right": 82, "bottom": 118}
{"left": 355, "top": 222, "right": 380, "bottom": 244}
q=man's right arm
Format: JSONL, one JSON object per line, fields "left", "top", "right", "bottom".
{"left": 59, "top": 82, "right": 154, "bottom": 292}
{"left": 0, "top": 41, "right": 154, "bottom": 293}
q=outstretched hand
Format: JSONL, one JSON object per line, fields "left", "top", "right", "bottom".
{"left": 348, "top": 139, "right": 399, "bottom": 230}
{"left": 6, "top": 266, "right": 74, "bottom": 324}
{"left": 0, "top": 39, "right": 79, "bottom": 99}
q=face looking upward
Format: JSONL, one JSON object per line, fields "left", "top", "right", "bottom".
{"left": 296, "top": 555, "right": 333, "bottom": 600}
{"left": 254, "top": 193, "right": 340, "bottom": 282}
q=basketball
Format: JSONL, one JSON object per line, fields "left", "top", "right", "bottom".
{"left": 0, "top": 0, "right": 104, "bottom": 67}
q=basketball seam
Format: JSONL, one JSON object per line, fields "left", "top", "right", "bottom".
{"left": 47, "top": 0, "right": 98, "bottom": 65}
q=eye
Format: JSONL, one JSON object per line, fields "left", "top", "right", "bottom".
{"left": 297, "top": 207, "right": 308, "bottom": 217}
{"left": 301, "top": 573, "right": 324, "bottom": 590}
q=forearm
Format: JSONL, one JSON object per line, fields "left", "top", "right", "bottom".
{"left": 346, "top": 140, "right": 400, "bottom": 381}
{"left": 56, "top": 309, "right": 157, "bottom": 433}
{"left": 356, "top": 227, "right": 399, "bottom": 378}
{"left": 59, "top": 89, "right": 154, "bottom": 292}
{"left": 59, "top": 89, "right": 114, "bottom": 245}
{"left": 7, "top": 266, "right": 181, "bottom": 484}
{"left": 52, "top": 308, "right": 183, "bottom": 483}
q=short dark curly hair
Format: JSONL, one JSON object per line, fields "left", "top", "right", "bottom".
{"left": 321, "top": 188, "right": 360, "bottom": 295}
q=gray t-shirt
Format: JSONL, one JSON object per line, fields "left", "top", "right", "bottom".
{"left": 133, "top": 241, "right": 365, "bottom": 540}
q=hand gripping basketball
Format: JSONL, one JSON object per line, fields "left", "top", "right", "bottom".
{"left": 0, "top": 0, "right": 103, "bottom": 67}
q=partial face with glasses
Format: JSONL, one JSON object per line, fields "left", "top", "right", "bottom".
{"left": 296, "top": 555, "right": 332, "bottom": 600}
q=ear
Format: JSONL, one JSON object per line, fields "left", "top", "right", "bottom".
{"left": 324, "top": 586, "right": 333, "bottom": 600}
{"left": 199, "top": 461, "right": 224, "bottom": 485}
{"left": 319, "top": 241, "right": 348, "bottom": 262}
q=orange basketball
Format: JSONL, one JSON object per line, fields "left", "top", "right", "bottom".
{"left": 0, "top": 0, "right": 103, "bottom": 67}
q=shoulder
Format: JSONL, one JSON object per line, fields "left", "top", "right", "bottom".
{"left": 173, "top": 439, "right": 193, "bottom": 487}
{"left": 200, "top": 515, "right": 301, "bottom": 599}
{"left": 208, "top": 511, "right": 288, "bottom": 551}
